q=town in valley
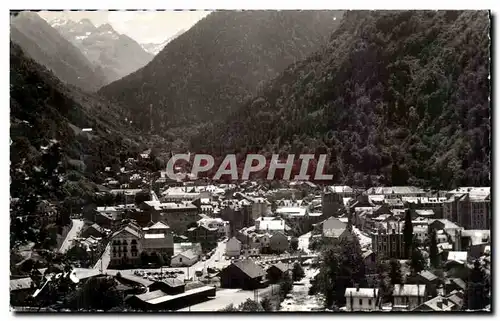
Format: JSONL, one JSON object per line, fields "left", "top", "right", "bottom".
{"left": 9, "top": 10, "right": 491, "bottom": 313}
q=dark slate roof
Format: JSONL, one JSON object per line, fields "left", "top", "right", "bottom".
{"left": 231, "top": 260, "right": 266, "bottom": 279}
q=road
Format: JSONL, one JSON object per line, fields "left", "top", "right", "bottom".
{"left": 58, "top": 219, "right": 84, "bottom": 253}
{"left": 94, "top": 243, "right": 111, "bottom": 271}
{"left": 178, "top": 284, "right": 280, "bottom": 311}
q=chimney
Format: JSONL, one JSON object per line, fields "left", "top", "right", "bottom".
{"left": 356, "top": 284, "right": 360, "bottom": 292}
{"left": 437, "top": 300, "right": 443, "bottom": 310}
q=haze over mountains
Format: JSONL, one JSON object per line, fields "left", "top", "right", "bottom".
{"left": 141, "top": 29, "right": 187, "bottom": 55}
{"left": 99, "top": 10, "right": 344, "bottom": 131}
{"left": 48, "top": 17, "right": 154, "bottom": 83}
{"left": 10, "top": 12, "right": 108, "bottom": 92}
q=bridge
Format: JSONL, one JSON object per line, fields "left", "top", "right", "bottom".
{"left": 255, "top": 253, "right": 319, "bottom": 265}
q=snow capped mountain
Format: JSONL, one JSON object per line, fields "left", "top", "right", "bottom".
{"left": 141, "top": 29, "right": 186, "bottom": 55}
{"left": 47, "top": 17, "right": 153, "bottom": 84}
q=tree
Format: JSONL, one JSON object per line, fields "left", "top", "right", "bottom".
{"left": 238, "top": 298, "right": 264, "bottom": 311}
{"left": 403, "top": 209, "right": 413, "bottom": 258}
{"left": 140, "top": 251, "right": 150, "bottom": 266}
{"left": 292, "top": 262, "right": 305, "bottom": 281}
{"left": 162, "top": 254, "right": 171, "bottom": 267}
{"left": 66, "top": 245, "right": 90, "bottom": 267}
{"left": 290, "top": 238, "right": 299, "bottom": 251}
{"left": 260, "top": 296, "right": 274, "bottom": 311}
{"left": 464, "top": 260, "right": 490, "bottom": 311}
{"left": 279, "top": 273, "right": 293, "bottom": 300}
{"left": 220, "top": 304, "right": 237, "bottom": 311}
{"left": 409, "top": 248, "right": 426, "bottom": 275}
{"left": 428, "top": 227, "right": 439, "bottom": 268}
{"left": 316, "top": 234, "right": 366, "bottom": 309}
{"left": 388, "top": 259, "right": 403, "bottom": 286}
{"left": 65, "top": 276, "right": 123, "bottom": 311}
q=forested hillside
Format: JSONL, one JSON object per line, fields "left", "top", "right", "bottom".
{"left": 10, "top": 42, "right": 143, "bottom": 206}
{"left": 99, "top": 10, "right": 343, "bottom": 132}
{"left": 10, "top": 12, "right": 108, "bottom": 92}
{"left": 192, "top": 11, "right": 491, "bottom": 189}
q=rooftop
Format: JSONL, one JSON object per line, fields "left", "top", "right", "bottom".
{"left": 345, "top": 288, "right": 378, "bottom": 298}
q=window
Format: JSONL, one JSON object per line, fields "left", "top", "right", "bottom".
{"left": 179, "top": 258, "right": 183, "bottom": 263}
{"left": 113, "top": 252, "right": 116, "bottom": 257}
{"left": 359, "top": 299, "right": 363, "bottom": 306}
{"left": 368, "top": 299, "right": 372, "bottom": 306}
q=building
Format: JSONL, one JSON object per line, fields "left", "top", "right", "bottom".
{"left": 186, "top": 224, "right": 219, "bottom": 250}
{"left": 170, "top": 249, "right": 199, "bottom": 267}
{"left": 148, "top": 279, "right": 185, "bottom": 295}
{"left": 109, "top": 225, "right": 143, "bottom": 267}
{"left": 371, "top": 219, "right": 407, "bottom": 259}
{"left": 266, "top": 262, "right": 289, "bottom": 283}
{"left": 197, "top": 216, "right": 230, "bottom": 239}
{"left": 322, "top": 216, "right": 348, "bottom": 239}
{"left": 269, "top": 232, "right": 289, "bottom": 254}
{"left": 125, "top": 286, "right": 216, "bottom": 311}
{"left": 366, "top": 186, "right": 427, "bottom": 199}
{"left": 255, "top": 217, "right": 289, "bottom": 235}
{"left": 322, "top": 187, "right": 347, "bottom": 218}
{"left": 142, "top": 232, "right": 174, "bottom": 257}
{"left": 225, "top": 237, "right": 242, "bottom": 258}
{"left": 219, "top": 260, "right": 266, "bottom": 290}
{"left": 413, "top": 295, "right": 461, "bottom": 311}
{"left": 81, "top": 223, "right": 107, "bottom": 239}
{"left": 363, "top": 250, "right": 377, "bottom": 275}
{"left": 345, "top": 287, "right": 380, "bottom": 311}
{"left": 10, "top": 277, "right": 35, "bottom": 307}
{"left": 220, "top": 203, "right": 253, "bottom": 236}
{"left": 443, "top": 187, "right": 490, "bottom": 229}
{"left": 392, "top": 284, "right": 427, "bottom": 311}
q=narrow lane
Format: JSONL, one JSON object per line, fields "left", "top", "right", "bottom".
{"left": 58, "top": 219, "right": 84, "bottom": 253}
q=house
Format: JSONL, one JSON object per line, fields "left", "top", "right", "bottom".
{"left": 109, "top": 225, "right": 143, "bottom": 268}
{"left": 444, "top": 278, "right": 466, "bottom": 295}
{"left": 255, "top": 216, "right": 289, "bottom": 234}
{"left": 171, "top": 249, "right": 199, "bottom": 267}
{"left": 414, "top": 270, "right": 439, "bottom": 297}
{"left": 225, "top": 237, "right": 242, "bottom": 258}
{"left": 392, "top": 284, "right": 427, "bottom": 311}
{"left": 148, "top": 278, "right": 185, "bottom": 295}
{"left": 266, "top": 262, "right": 289, "bottom": 283}
{"left": 322, "top": 217, "right": 348, "bottom": 239}
{"left": 345, "top": 287, "right": 380, "bottom": 311}
{"left": 269, "top": 232, "right": 289, "bottom": 254}
{"left": 219, "top": 260, "right": 266, "bottom": 290}
{"left": 366, "top": 186, "right": 426, "bottom": 199}
{"left": 10, "top": 277, "right": 35, "bottom": 306}
{"left": 142, "top": 232, "right": 174, "bottom": 257}
{"left": 186, "top": 224, "right": 218, "bottom": 250}
{"left": 81, "top": 223, "right": 106, "bottom": 239}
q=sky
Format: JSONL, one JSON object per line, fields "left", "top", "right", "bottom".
{"left": 38, "top": 10, "right": 211, "bottom": 44}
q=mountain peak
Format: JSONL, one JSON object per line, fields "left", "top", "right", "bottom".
{"left": 97, "top": 23, "right": 115, "bottom": 33}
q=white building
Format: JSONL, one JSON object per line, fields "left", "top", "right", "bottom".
{"left": 345, "top": 287, "right": 380, "bottom": 311}
{"left": 170, "top": 249, "right": 199, "bottom": 267}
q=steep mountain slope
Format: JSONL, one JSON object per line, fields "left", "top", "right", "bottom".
{"left": 99, "top": 10, "right": 343, "bottom": 131}
{"left": 193, "top": 11, "right": 490, "bottom": 189}
{"left": 141, "top": 29, "right": 186, "bottom": 55}
{"left": 10, "top": 41, "right": 144, "bottom": 190}
{"left": 10, "top": 12, "right": 107, "bottom": 92}
{"left": 49, "top": 19, "right": 154, "bottom": 83}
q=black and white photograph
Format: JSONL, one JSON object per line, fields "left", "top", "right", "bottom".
{"left": 8, "top": 7, "right": 492, "bottom": 313}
